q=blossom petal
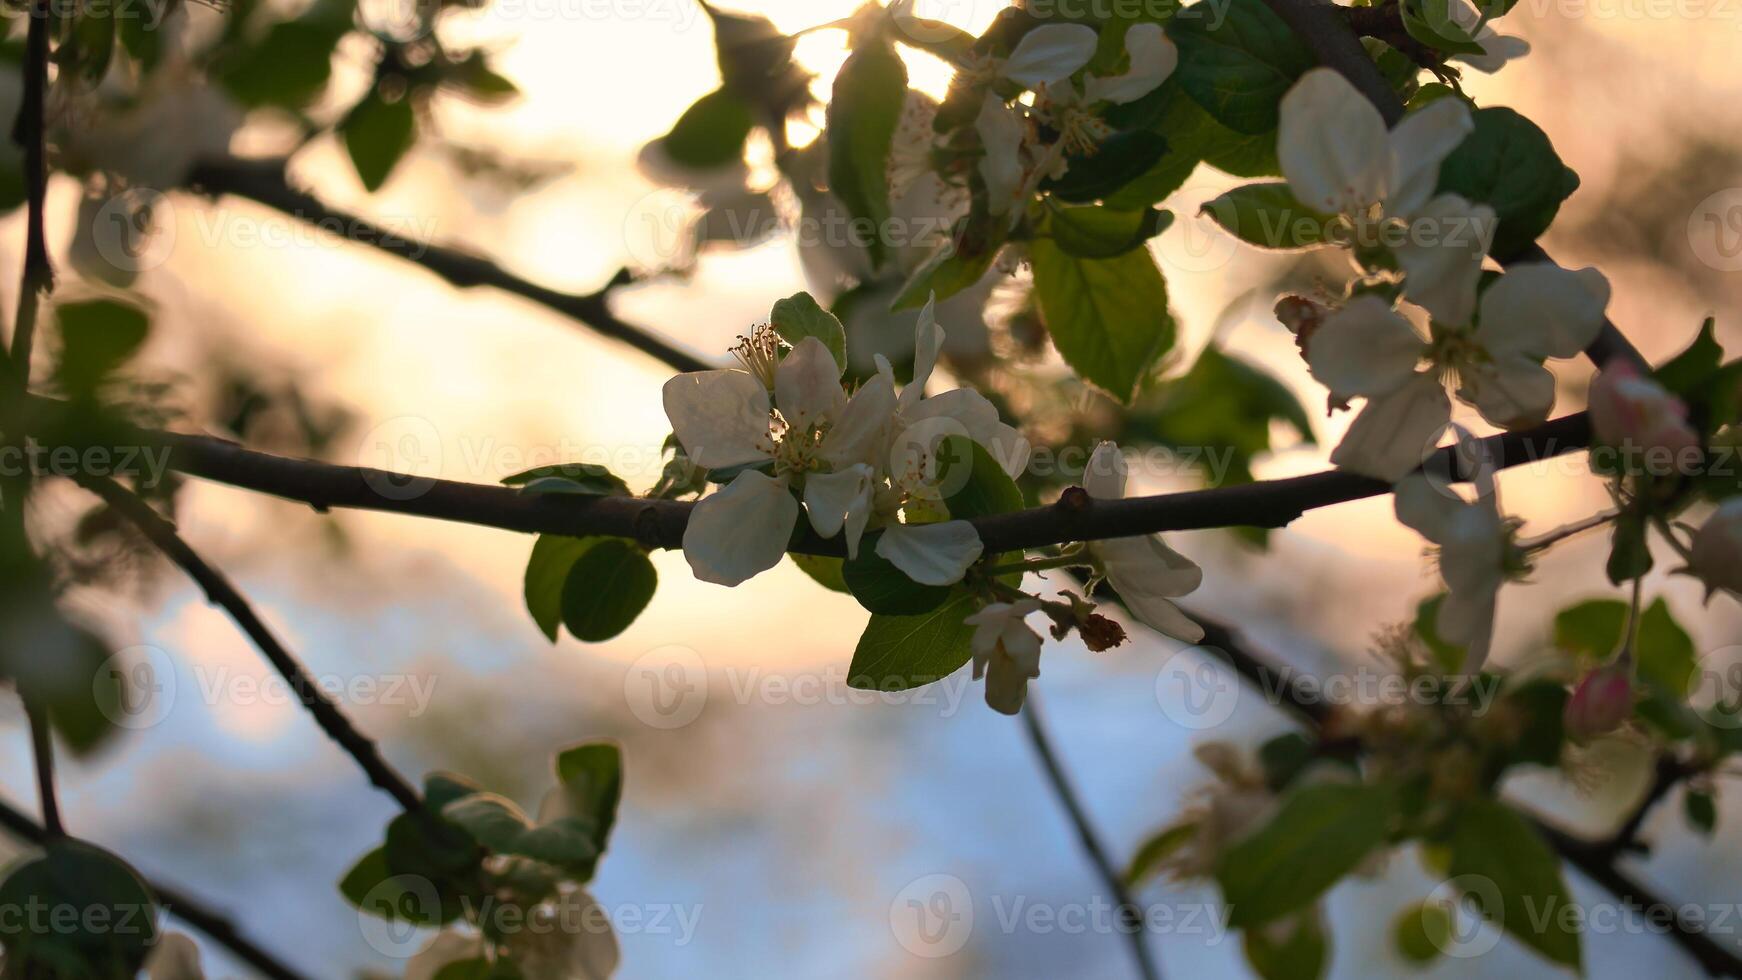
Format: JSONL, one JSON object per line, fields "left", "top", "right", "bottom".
{"left": 1461, "top": 354, "right": 1557, "bottom": 429}
{"left": 775, "top": 336, "right": 846, "bottom": 432}
{"left": 1278, "top": 68, "right": 1390, "bottom": 215}
{"left": 822, "top": 374, "right": 896, "bottom": 469}
{"left": 1119, "top": 593, "right": 1205, "bottom": 644}
{"left": 1477, "top": 264, "right": 1610, "bottom": 360}
{"left": 662, "top": 369, "right": 771, "bottom": 470}
{"left": 1003, "top": 24, "right": 1098, "bottom": 89}
{"left": 1437, "top": 579, "right": 1497, "bottom": 672}
{"left": 682, "top": 470, "right": 798, "bottom": 586}
{"left": 901, "top": 293, "right": 947, "bottom": 414}
{"left": 1306, "top": 295, "right": 1426, "bottom": 400}
{"left": 983, "top": 625, "right": 1043, "bottom": 715}
{"left": 875, "top": 520, "right": 983, "bottom": 586}
{"left": 1393, "top": 473, "right": 1456, "bottom": 543}
{"left": 976, "top": 95, "right": 1027, "bottom": 217}
{"left": 1386, "top": 98, "right": 1474, "bottom": 217}
{"left": 1085, "top": 24, "right": 1178, "bottom": 105}
{"left": 1329, "top": 373, "right": 1452, "bottom": 481}
{"left": 406, "top": 932, "right": 486, "bottom": 980}
{"left": 1084, "top": 441, "right": 1127, "bottom": 500}
{"left": 1099, "top": 534, "right": 1203, "bottom": 598}
{"left": 1394, "top": 196, "right": 1493, "bottom": 326}
{"left": 803, "top": 464, "right": 875, "bottom": 558}
{"left": 908, "top": 387, "right": 1031, "bottom": 477}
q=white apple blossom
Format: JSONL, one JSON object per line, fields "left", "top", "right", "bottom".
{"left": 1278, "top": 68, "right": 1490, "bottom": 322}
{"left": 1080, "top": 442, "right": 1205, "bottom": 642}
{"left": 1393, "top": 447, "right": 1526, "bottom": 671}
{"left": 964, "top": 599, "right": 1045, "bottom": 714}
{"left": 977, "top": 24, "right": 1178, "bottom": 217}
{"left": 665, "top": 331, "right": 895, "bottom": 585}
{"left": 1309, "top": 264, "right": 1611, "bottom": 481}
{"left": 1690, "top": 498, "right": 1742, "bottom": 601}
{"left": 144, "top": 933, "right": 205, "bottom": 980}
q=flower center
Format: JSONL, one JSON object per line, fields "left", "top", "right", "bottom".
{"left": 731, "top": 324, "right": 785, "bottom": 390}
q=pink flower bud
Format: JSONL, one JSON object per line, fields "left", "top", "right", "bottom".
{"left": 1692, "top": 498, "right": 1742, "bottom": 600}
{"left": 1587, "top": 363, "right": 1701, "bottom": 467}
{"left": 1564, "top": 664, "right": 1634, "bottom": 739}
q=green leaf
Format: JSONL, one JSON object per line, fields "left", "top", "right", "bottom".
{"left": 936, "top": 434, "right": 1025, "bottom": 519}
{"left": 341, "top": 93, "right": 417, "bottom": 192}
{"left": 1216, "top": 782, "right": 1397, "bottom": 928}
{"left": 790, "top": 552, "right": 850, "bottom": 592}
{"left": 1243, "top": 909, "right": 1328, "bottom": 980}
{"left": 1203, "top": 183, "right": 1330, "bottom": 249}
{"left": 1447, "top": 800, "right": 1581, "bottom": 970}
{"left": 1606, "top": 510, "right": 1653, "bottom": 585}
{"left": 1256, "top": 732, "right": 1316, "bottom": 791}
{"left": 827, "top": 40, "right": 907, "bottom": 269}
{"left": 1167, "top": 0, "right": 1316, "bottom": 134}
{"left": 1030, "top": 237, "right": 1175, "bottom": 402}
{"left": 501, "top": 463, "right": 631, "bottom": 497}
{"left": 55, "top": 298, "right": 150, "bottom": 395}
{"left": 1045, "top": 204, "right": 1174, "bottom": 259}
{"left": 1553, "top": 599, "right": 1628, "bottom": 660}
{"left": 1125, "top": 823, "right": 1196, "bottom": 887}
{"left": 1400, "top": 0, "right": 1490, "bottom": 55}
{"left": 1685, "top": 789, "right": 1717, "bottom": 835}
{"left": 554, "top": 742, "right": 624, "bottom": 845}
{"left": 442, "top": 793, "right": 534, "bottom": 854}
{"left": 560, "top": 539, "right": 657, "bottom": 642}
{"left": 1393, "top": 899, "right": 1452, "bottom": 964}
{"left": 1130, "top": 344, "right": 1315, "bottom": 491}
{"left": 1499, "top": 678, "right": 1569, "bottom": 768}
{"left": 222, "top": 20, "right": 345, "bottom": 109}
{"left": 1637, "top": 598, "right": 1696, "bottom": 697}
{"left": 771, "top": 291, "right": 848, "bottom": 373}
{"left": 523, "top": 536, "right": 595, "bottom": 642}
{"left": 661, "top": 87, "right": 756, "bottom": 168}
{"left": 893, "top": 232, "right": 1002, "bottom": 309}
{"left": 1042, "top": 130, "right": 1171, "bottom": 203}
{"left": 843, "top": 547, "right": 951, "bottom": 615}
{"left": 0, "top": 840, "right": 158, "bottom": 976}
{"left": 1435, "top": 107, "right": 1579, "bottom": 260}
{"left": 848, "top": 591, "right": 980, "bottom": 691}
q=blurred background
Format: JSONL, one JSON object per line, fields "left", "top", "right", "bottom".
{"left": 3, "top": 0, "right": 1742, "bottom": 976}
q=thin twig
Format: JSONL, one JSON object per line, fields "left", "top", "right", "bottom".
{"left": 75, "top": 475, "right": 424, "bottom": 813}
{"left": 0, "top": 795, "right": 313, "bottom": 980}
{"left": 186, "top": 157, "right": 712, "bottom": 374}
{"left": 8, "top": 0, "right": 53, "bottom": 373}
{"left": 1021, "top": 696, "right": 1162, "bottom": 980}
{"left": 25, "top": 700, "right": 63, "bottom": 839}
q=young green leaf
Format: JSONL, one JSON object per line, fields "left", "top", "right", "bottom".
{"left": 560, "top": 539, "right": 658, "bottom": 642}
{"left": 847, "top": 591, "right": 980, "bottom": 691}
{"left": 341, "top": 93, "right": 417, "bottom": 192}
{"left": 502, "top": 463, "right": 631, "bottom": 498}
{"left": 1045, "top": 204, "right": 1174, "bottom": 259}
{"left": 1216, "top": 781, "right": 1397, "bottom": 928}
{"left": 843, "top": 547, "right": 952, "bottom": 615}
{"left": 827, "top": 40, "right": 907, "bottom": 269}
{"left": 0, "top": 841, "right": 159, "bottom": 975}
{"left": 661, "top": 88, "right": 757, "bottom": 168}
{"left": 1202, "top": 183, "right": 1330, "bottom": 249}
{"left": 1167, "top": 0, "right": 1315, "bottom": 134}
{"left": 524, "top": 536, "right": 599, "bottom": 641}
{"left": 55, "top": 298, "right": 151, "bottom": 396}
{"left": 1448, "top": 800, "right": 1582, "bottom": 970}
{"left": 1435, "top": 108, "right": 1580, "bottom": 260}
{"left": 771, "top": 291, "right": 848, "bottom": 373}
{"left": 1030, "top": 238, "right": 1175, "bottom": 403}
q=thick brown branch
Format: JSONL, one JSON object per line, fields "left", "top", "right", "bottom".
{"left": 28, "top": 397, "right": 1590, "bottom": 558}
{"left": 185, "top": 157, "right": 713, "bottom": 374}
{"left": 76, "top": 475, "right": 424, "bottom": 813}
{"left": 0, "top": 795, "right": 313, "bottom": 980}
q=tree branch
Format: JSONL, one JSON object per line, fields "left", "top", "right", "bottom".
{"left": 185, "top": 157, "right": 713, "bottom": 374}
{"left": 8, "top": 0, "right": 53, "bottom": 373}
{"left": 0, "top": 795, "right": 313, "bottom": 980}
{"left": 25, "top": 700, "right": 63, "bottom": 839}
{"left": 26, "top": 397, "right": 1592, "bottom": 557}
{"left": 75, "top": 475, "right": 424, "bottom": 813}
{"left": 1021, "top": 696, "right": 1163, "bottom": 980}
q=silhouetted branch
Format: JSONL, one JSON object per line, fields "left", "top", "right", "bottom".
{"left": 186, "top": 157, "right": 713, "bottom": 374}
{"left": 75, "top": 475, "right": 424, "bottom": 813}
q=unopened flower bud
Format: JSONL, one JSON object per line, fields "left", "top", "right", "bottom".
{"left": 1274, "top": 295, "right": 1326, "bottom": 356}
{"left": 1587, "top": 362, "right": 1700, "bottom": 465}
{"left": 1564, "top": 663, "right": 1634, "bottom": 739}
{"left": 1692, "top": 498, "right": 1742, "bottom": 600}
